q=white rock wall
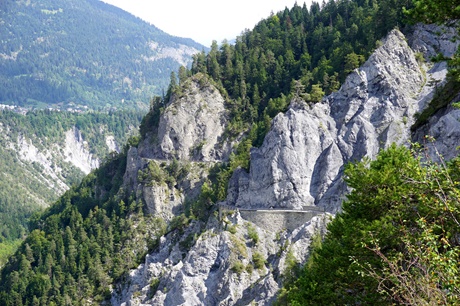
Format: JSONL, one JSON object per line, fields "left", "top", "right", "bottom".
{"left": 228, "top": 29, "right": 451, "bottom": 213}
{"left": 156, "top": 74, "right": 230, "bottom": 162}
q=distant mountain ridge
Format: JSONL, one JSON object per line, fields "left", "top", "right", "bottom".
{"left": 0, "top": 0, "right": 204, "bottom": 110}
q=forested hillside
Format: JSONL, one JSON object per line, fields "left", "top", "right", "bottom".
{"left": 0, "top": 109, "right": 143, "bottom": 254}
{"left": 0, "top": 151, "right": 155, "bottom": 304}
{"left": 0, "top": 0, "right": 204, "bottom": 110}
{"left": 1, "top": 0, "right": 459, "bottom": 305}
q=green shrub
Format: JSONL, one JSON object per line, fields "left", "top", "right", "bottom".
{"left": 228, "top": 225, "right": 237, "bottom": 234}
{"left": 245, "top": 264, "right": 254, "bottom": 274}
{"left": 231, "top": 261, "right": 245, "bottom": 274}
{"left": 247, "top": 224, "right": 259, "bottom": 245}
{"left": 230, "top": 234, "right": 248, "bottom": 258}
{"left": 252, "top": 252, "right": 266, "bottom": 270}
{"left": 149, "top": 278, "right": 160, "bottom": 295}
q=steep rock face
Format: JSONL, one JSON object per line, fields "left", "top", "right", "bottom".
{"left": 142, "top": 183, "right": 183, "bottom": 220}
{"left": 155, "top": 74, "right": 230, "bottom": 162}
{"left": 18, "top": 126, "right": 100, "bottom": 179}
{"left": 63, "top": 127, "right": 99, "bottom": 174}
{"left": 15, "top": 126, "right": 99, "bottom": 193}
{"left": 16, "top": 135, "right": 69, "bottom": 195}
{"left": 123, "top": 145, "right": 218, "bottom": 220}
{"left": 112, "top": 213, "right": 330, "bottom": 306}
{"left": 124, "top": 74, "right": 230, "bottom": 219}
{"left": 114, "top": 66, "right": 336, "bottom": 306}
{"left": 409, "top": 24, "right": 460, "bottom": 162}
{"left": 227, "top": 29, "right": 453, "bottom": 213}
{"left": 409, "top": 24, "right": 459, "bottom": 60}
{"left": 413, "top": 103, "right": 460, "bottom": 162}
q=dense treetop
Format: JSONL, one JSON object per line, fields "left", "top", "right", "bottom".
{"left": 0, "top": 152, "right": 161, "bottom": 305}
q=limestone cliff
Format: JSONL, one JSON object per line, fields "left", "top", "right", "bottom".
{"left": 0, "top": 123, "right": 122, "bottom": 208}
{"left": 227, "top": 27, "right": 458, "bottom": 213}
{"left": 124, "top": 74, "right": 230, "bottom": 220}
{"left": 112, "top": 25, "right": 460, "bottom": 306}
{"left": 112, "top": 214, "right": 330, "bottom": 306}
{"left": 141, "top": 73, "right": 231, "bottom": 162}
{"left": 413, "top": 103, "right": 460, "bottom": 162}
{"left": 63, "top": 127, "right": 100, "bottom": 175}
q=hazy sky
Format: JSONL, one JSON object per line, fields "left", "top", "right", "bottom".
{"left": 101, "top": 0, "right": 312, "bottom": 47}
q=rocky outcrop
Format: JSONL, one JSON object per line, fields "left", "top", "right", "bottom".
{"left": 113, "top": 59, "right": 337, "bottom": 306}
{"left": 123, "top": 146, "right": 217, "bottom": 221}
{"left": 124, "top": 74, "right": 231, "bottom": 221}
{"left": 409, "top": 24, "right": 460, "bottom": 162}
{"left": 227, "top": 28, "right": 457, "bottom": 213}
{"left": 112, "top": 213, "right": 331, "bottom": 306}
{"left": 413, "top": 102, "right": 460, "bottom": 162}
{"left": 142, "top": 183, "right": 184, "bottom": 220}
{"left": 63, "top": 127, "right": 99, "bottom": 174}
{"left": 154, "top": 74, "right": 230, "bottom": 162}
{"left": 409, "top": 24, "right": 459, "bottom": 60}
{"left": 16, "top": 135, "right": 69, "bottom": 194}
{"left": 15, "top": 126, "right": 100, "bottom": 194}
{"left": 106, "top": 135, "right": 120, "bottom": 153}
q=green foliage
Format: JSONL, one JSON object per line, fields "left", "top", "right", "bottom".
{"left": 138, "top": 160, "right": 168, "bottom": 186}
{"left": 279, "top": 144, "right": 460, "bottom": 304}
{"left": 405, "top": 0, "right": 460, "bottom": 25}
{"left": 307, "top": 84, "right": 325, "bottom": 103}
{"left": 344, "top": 52, "right": 366, "bottom": 75}
{"left": 0, "top": 0, "right": 204, "bottom": 110}
{"left": 149, "top": 278, "right": 160, "bottom": 297}
{"left": 139, "top": 96, "right": 164, "bottom": 139}
{"left": 227, "top": 225, "right": 238, "bottom": 234}
{"left": 247, "top": 224, "right": 259, "bottom": 245}
{"left": 245, "top": 263, "right": 254, "bottom": 274}
{"left": 0, "top": 239, "right": 22, "bottom": 267}
{"left": 0, "top": 152, "right": 166, "bottom": 305}
{"left": 283, "top": 246, "right": 300, "bottom": 283}
{"left": 230, "top": 234, "right": 248, "bottom": 259}
{"left": 168, "top": 214, "right": 190, "bottom": 233}
{"left": 179, "top": 233, "right": 198, "bottom": 252}
{"left": 414, "top": 51, "right": 425, "bottom": 64}
{"left": 185, "top": 181, "right": 216, "bottom": 221}
{"left": 252, "top": 252, "right": 266, "bottom": 270}
{"left": 231, "top": 261, "right": 245, "bottom": 274}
